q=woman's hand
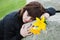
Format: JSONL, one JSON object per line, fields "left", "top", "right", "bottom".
{"left": 20, "top": 24, "right": 32, "bottom": 37}
{"left": 41, "top": 13, "right": 50, "bottom": 19}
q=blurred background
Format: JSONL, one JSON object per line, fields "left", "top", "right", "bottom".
{"left": 0, "top": 0, "right": 60, "bottom": 20}
{"left": 0, "top": 0, "right": 26, "bottom": 20}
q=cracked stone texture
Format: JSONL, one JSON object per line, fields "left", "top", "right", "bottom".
{"left": 22, "top": 13, "right": 60, "bottom": 40}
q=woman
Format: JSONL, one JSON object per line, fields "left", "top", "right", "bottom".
{"left": 0, "top": 1, "right": 56, "bottom": 40}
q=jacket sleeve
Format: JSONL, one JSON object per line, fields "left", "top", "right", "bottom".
{"left": 0, "top": 20, "right": 4, "bottom": 40}
{"left": 3, "top": 13, "right": 23, "bottom": 40}
{"left": 46, "top": 7, "right": 56, "bottom": 16}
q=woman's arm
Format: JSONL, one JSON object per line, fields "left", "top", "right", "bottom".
{"left": 41, "top": 7, "right": 56, "bottom": 19}
{"left": 46, "top": 7, "right": 56, "bottom": 16}
{"left": 3, "top": 12, "right": 23, "bottom": 40}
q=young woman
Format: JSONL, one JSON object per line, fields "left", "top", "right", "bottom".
{"left": 0, "top": 1, "right": 56, "bottom": 40}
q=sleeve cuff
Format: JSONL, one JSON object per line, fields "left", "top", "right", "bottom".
{"left": 46, "top": 7, "right": 56, "bottom": 16}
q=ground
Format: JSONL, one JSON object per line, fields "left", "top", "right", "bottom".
{"left": 0, "top": 0, "right": 25, "bottom": 20}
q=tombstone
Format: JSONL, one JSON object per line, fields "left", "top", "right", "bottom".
{"left": 22, "top": 13, "right": 60, "bottom": 40}
{"left": 25, "top": 0, "right": 60, "bottom": 40}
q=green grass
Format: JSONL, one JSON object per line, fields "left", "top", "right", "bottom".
{"left": 0, "top": 0, "right": 26, "bottom": 20}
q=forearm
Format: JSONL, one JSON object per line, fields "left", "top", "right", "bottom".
{"left": 46, "top": 7, "right": 56, "bottom": 16}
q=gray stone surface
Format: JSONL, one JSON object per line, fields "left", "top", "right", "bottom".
{"left": 38, "top": 0, "right": 60, "bottom": 10}
{"left": 22, "top": 13, "right": 60, "bottom": 40}
{"left": 26, "top": 0, "right": 60, "bottom": 10}
{"left": 47, "top": 13, "right": 60, "bottom": 23}
{"left": 22, "top": 21, "right": 60, "bottom": 40}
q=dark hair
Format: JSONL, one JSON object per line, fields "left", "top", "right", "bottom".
{"left": 20, "top": 1, "right": 46, "bottom": 19}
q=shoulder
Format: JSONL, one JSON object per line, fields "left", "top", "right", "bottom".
{"left": 4, "top": 11, "right": 18, "bottom": 19}
{"left": 2, "top": 11, "right": 19, "bottom": 25}
{"left": 3, "top": 11, "right": 18, "bottom": 21}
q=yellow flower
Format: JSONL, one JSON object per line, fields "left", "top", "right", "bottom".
{"left": 30, "top": 16, "right": 46, "bottom": 35}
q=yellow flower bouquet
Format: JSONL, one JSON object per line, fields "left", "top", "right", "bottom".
{"left": 30, "top": 16, "right": 47, "bottom": 35}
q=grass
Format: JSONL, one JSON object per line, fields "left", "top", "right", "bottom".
{"left": 0, "top": 0, "right": 26, "bottom": 20}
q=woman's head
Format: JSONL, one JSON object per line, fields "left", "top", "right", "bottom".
{"left": 20, "top": 1, "right": 46, "bottom": 23}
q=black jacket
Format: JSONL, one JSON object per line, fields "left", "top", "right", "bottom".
{"left": 0, "top": 7, "right": 56, "bottom": 40}
{"left": 0, "top": 11, "right": 24, "bottom": 40}
{"left": 0, "top": 20, "right": 4, "bottom": 40}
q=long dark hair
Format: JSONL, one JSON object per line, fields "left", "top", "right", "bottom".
{"left": 19, "top": 1, "right": 46, "bottom": 19}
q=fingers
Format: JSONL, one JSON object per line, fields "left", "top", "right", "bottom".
{"left": 41, "top": 13, "right": 50, "bottom": 19}
{"left": 23, "top": 23, "right": 32, "bottom": 30}
{"left": 27, "top": 25, "right": 33, "bottom": 31}
{"left": 27, "top": 32, "right": 33, "bottom": 36}
{"left": 22, "top": 24, "right": 25, "bottom": 29}
{"left": 20, "top": 24, "right": 33, "bottom": 37}
{"left": 22, "top": 24, "right": 32, "bottom": 31}
{"left": 26, "top": 23, "right": 32, "bottom": 29}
